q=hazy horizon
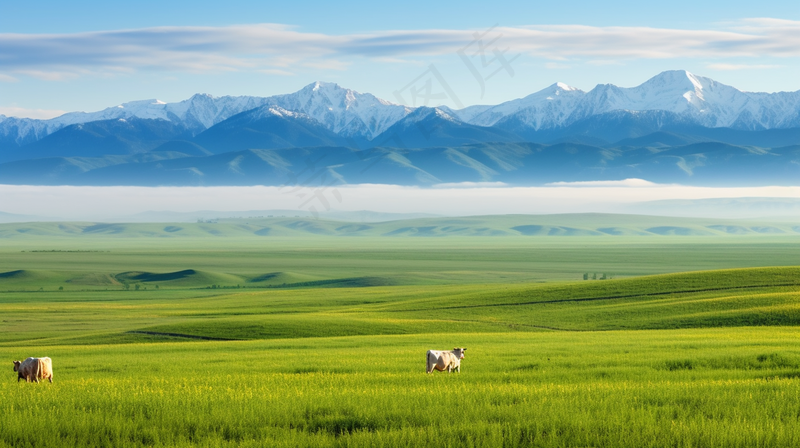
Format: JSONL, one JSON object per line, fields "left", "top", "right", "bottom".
{"left": 4, "top": 182, "right": 800, "bottom": 222}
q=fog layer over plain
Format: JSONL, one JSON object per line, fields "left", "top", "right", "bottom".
{"left": 3, "top": 182, "right": 800, "bottom": 221}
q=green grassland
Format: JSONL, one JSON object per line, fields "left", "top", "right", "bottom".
{"left": 4, "top": 329, "right": 800, "bottom": 447}
{"left": 3, "top": 266, "right": 800, "bottom": 345}
{"left": 4, "top": 219, "right": 800, "bottom": 446}
{"left": 4, "top": 228, "right": 800, "bottom": 289}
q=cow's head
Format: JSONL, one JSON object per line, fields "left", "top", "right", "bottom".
{"left": 453, "top": 348, "right": 467, "bottom": 359}
{"left": 12, "top": 361, "right": 21, "bottom": 372}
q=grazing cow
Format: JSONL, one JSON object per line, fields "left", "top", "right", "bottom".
{"left": 426, "top": 348, "right": 466, "bottom": 374}
{"left": 12, "top": 357, "right": 53, "bottom": 383}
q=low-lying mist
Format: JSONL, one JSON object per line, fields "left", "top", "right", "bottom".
{"left": 2, "top": 181, "right": 800, "bottom": 222}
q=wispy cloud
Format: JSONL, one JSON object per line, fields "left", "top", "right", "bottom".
{"left": 545, "top": 179, "right": 661, "bottom": 188}
{"left": 0, "top": 106, "right": 67, "bottom": 119}
{"left": 432, "top": 181, "right": 509, "bottom": 188}
{"left": 0, "top": 74, "right": 17, "bottom": 82}
{"left": 706, "top": 63, "right": 783, "bottom": 71}
{"left": 1, "top": 20, "right": 798, "bottom": 80}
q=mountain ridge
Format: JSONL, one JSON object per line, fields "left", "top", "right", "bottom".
{"left": 3, "top": 70, "right": 800, "bottom": 186}
{"left": 4, "top": 70, "right": 800, "bottom": 151}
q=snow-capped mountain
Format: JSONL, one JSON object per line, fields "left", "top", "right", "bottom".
{"left": 458, "top": 70, "right": 800, "bottom": 132}
{"left": 0, "top": 94, "right": 274, "bottom": 147}
{"left": 191, "top": 105, "right": 350, "bottom": 153}
{"left": 266, "top": 82, "right": 411, "bottom": 140}
{"left": 371, "top": 106, "right": 521, "bottom": 148}
{"left": 564, "top": 70, "right": 800, "bottom": 130}
{"left": 3, "top": 70, "right": 800, "bottom": 152}
{"left": 0, "top": 82, "right": 412, "bottom": 148}
{"left": 459, "top": 82, "right": 585, "bottom": 129}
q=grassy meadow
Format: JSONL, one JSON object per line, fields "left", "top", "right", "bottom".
{"left": 3, "top": 218, "right": 800, "bottom": 446}
{"left": 4, "top": 329, "right": 800, "bottom": 447}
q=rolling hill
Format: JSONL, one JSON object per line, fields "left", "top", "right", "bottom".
{"left": 4, "top": 265, "right": 800, "bottom": 344}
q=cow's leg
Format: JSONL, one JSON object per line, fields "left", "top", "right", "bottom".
{"left": 48, "top": 375, "right": 53, "bottom": 383}
{"left": 427, "top": 353, "right": 436, "bottom": 374}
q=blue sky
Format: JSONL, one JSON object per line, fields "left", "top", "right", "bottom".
{"left": 2, "top": 0, "right": 799, "bottom": 118}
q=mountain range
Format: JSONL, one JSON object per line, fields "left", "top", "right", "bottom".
{"left": 1, "top": 70, "right": 800, "bottom": 186}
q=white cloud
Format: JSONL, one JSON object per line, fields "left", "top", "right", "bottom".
{"left": 706, "top": 63, "right": 783, "bottom": 71}
{"left": 432, "top": 181, "right": 509, "bottom": 188}
{"left": 0, "top": 74, "right": 17, "bottom": 82}
{"left": 1, "top": 20, "right": 798, "bottom": 79}
{"left": 545, "top": 179, "right": 660, "bottom": 188}
{"left": 0, "top": 106, "right": 67, "bottom": 119}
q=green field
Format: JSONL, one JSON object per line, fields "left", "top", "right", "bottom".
{"left": 3, "top": 217, "right": 800, "bottom": 446}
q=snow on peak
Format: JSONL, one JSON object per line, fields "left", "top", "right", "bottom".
{"left": 403, "top": 106, "right": 459, "bottom": 124}
{"left": 555, "top": 82, "right": 579, "bottom": 92}
{"left": 433, "top": 107, "right": 459, "bottom": 122}
{"left": 684, "top": 72, "right": 703, "bottom": 91}
{"left": 460, "top": 82, "right": 585, "bottom": 128}
{"left": 268, "top": 81, "right": 409, "bottom": 139}
{"left": 455, "top": 69, "right": 800, "bottom": 131}
{"left": 4, "top": 71, "right": 800, "bottom": 148}
{"left": 257, "top": 106, "right": 303, "bottom": 119}
{"left": 568, "top": 69, "right": 769, "bottom": 126}
{"left": 308, "top": 81, "right": 343, "bottom": 93}
{"left": 310, "top": 81, "right": 341, "bottom": 91}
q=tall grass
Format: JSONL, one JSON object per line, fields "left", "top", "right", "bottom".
{"left": 2, "top": 330, "right": 800, "bottom": 447}
{"left": 4, "top": 239, "right": 800, "bottom": 447}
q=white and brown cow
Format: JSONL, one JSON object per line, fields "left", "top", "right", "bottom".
{"left": 426, "top": 348, "right": 466, "bottom": 374}
{"left": 12, "top": 357, "right": 53, "bottom": 383}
